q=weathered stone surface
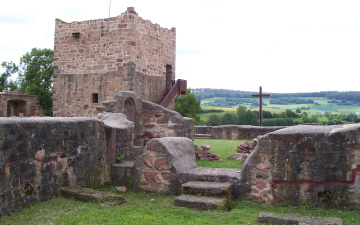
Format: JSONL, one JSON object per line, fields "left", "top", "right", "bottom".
{"left": 60, "top": 187, "right": 125, "bottom": 205}
{"left": 257, "top": 212, "right": 343, "bottom": 225}
{"left": 174, "top": 195, "right": 229, "bottom": 211}
{"left": 134, "top": 137, "right": 196, "bottom": 194}
{"left": 240, "top": 124, "right": 360, "bottom": 210}
{"left": 182, "top": 181, "right": 232, "bottom": 198}
{"left": 0, "top": 117, "right": 111, "bottom": 216}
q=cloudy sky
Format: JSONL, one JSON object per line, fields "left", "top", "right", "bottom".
{"left": 1, "top": 0, "right": 360, "bottom": 93}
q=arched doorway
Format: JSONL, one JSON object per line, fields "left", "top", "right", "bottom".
{"left": 124, "top": 98, "right": 136, "bottom": 122}
{"left": 7, "top": 100, "right": 27, "bottom": 117}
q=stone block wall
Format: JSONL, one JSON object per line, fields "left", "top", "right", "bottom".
{"left": 194, "top": 125, "right": 286, "bottom": 140}
{"left": 0, "top": 117, "right": 118, "bottom": 216}
{"left": 240, "top": 124, "right": 360, "bottom": 210}
{"left": 0, "top": 91, "right": 43, "bottom": 117}
{"left": 53, "top": 7, "right": 176, "bottom": 117}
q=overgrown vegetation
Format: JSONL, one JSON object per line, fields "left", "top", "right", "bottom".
{"left": 194, "top": 139, "right": 242, "bottom": 169}
{"left": 1, "top": 188, "right": 359, "bottom": 224}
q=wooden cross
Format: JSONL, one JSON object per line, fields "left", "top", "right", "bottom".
{"left": 251, "top": 86, "right": 271, "bottom": 126}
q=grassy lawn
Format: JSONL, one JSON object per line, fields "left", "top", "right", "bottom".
{"left": 1, "top": 188, "right": 359, "bottom": 225}
{"left": 194, "top": 139, "right": 243, "bottom": 169}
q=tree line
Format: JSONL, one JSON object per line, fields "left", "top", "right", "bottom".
{"left": 192, "top": 88, "right": 360, "bottom": 104}
{"left": 204, "top": 106, "right": 360, "bottom": 126}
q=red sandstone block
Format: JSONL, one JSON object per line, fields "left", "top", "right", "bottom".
{"left": 161, "top": 172, "right": 171, "bottom": 181}
{"left": 256, "top": 164, "right": 271, "bottom": 170}
{"left": 256, "top": 181, "right": 268, "bottom": 189}
{"left": 154, "top": 158, "right": 170, "bottom": 170}
{"left": 143, "top": 171, "right": 157, "bottom": 184}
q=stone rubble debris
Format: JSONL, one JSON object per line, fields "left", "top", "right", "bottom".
{"left": 228, "top": 136, "right": 261, "bottom": 163}
{"left": 194, "top": 144, "right": 222, "bottom": 161}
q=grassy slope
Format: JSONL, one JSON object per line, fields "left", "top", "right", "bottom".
{"left": 1, "top": 189, "right": 359, "bottom": 225}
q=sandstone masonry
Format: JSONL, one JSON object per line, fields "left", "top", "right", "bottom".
{"left": 53, "top": 7, "right": 176, "bottom": 117}
{"left": 0, "top": 90, "right": 43, "bottom": 117}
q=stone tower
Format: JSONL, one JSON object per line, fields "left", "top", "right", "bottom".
{"left": 53, "top": 7, "right": 177, "bottom": 117}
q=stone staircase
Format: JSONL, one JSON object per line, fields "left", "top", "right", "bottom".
{"left": 174, "top": 181, "right": 232, "bottom": 211}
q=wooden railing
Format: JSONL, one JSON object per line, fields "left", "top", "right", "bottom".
{"left": 160, "top": 79, "right": 187, "bottom": 108}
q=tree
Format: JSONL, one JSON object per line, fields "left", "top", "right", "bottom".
{"left": 175, "top": 89, "right": 202, "bottom": 125}
{"left": 206, "top": 114, "right": 222, "bottom": 126}
{"left": 18, "top": 48, "right": 54, "bottom": 116}
{"left": 0, "top": 61, "right": 18, "bottom": 91}
{"left": 236, "top": 106, "right": 259, "bottom": 125}
{"left": 221, "top": 112, "right": 237, "bottom": 125}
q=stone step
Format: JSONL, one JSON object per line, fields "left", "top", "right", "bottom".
{"left": 60, "top": 187, "right": 125, "bottom": 206}
{"left": 182, "top": 181, "right": 232, "bottom": 199}
{"left": 174, "top": 195, "right": 229, "bottom": 211}
{"left": 194, "top": 134, "right": 213, "bottom": 139}
{"left": 180, "top": 167, "right": 241, "bottom": 183}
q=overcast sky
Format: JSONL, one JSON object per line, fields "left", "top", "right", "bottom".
{"left": 1, "top": 0, "right": 360, "bottom": 93}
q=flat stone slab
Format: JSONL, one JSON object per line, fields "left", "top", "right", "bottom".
{"left": 174, "top": 195, "right": 229, "bottom": 211}
{"left": 60, "top": 186, "right": 125, "bottom": 206}
{"left": 181, "top": 167, "right": 241, "bottom": 183}
{"left": 258, "top": 212, "right": 343, "bottom": 225}
{"left": 182, "top": 181, "right": 232, "bottom": 198}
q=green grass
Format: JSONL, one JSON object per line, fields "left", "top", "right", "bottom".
{"left": 194, "top": 139, "right": 243, "bottom": 169}
{"left": 1, "top": 188, "right": 359, "bottom": 224}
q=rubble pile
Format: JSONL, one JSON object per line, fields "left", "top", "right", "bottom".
{"left": 194, "top": 144, "right": 222, "bottom": 161}
{"left": 228, "top": 136, "right": 261, "bottom": 163}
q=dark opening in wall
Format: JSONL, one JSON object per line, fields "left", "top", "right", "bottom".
{"left": 92, "top": 93, "right": 99, "bottom": 103}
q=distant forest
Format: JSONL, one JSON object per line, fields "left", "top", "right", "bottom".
{"left": 192, "top": 88, "right": 360, "bottom": 104}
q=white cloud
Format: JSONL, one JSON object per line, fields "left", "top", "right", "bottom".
{"left": 1, "top": 0, "right": 360, "bottom": 93}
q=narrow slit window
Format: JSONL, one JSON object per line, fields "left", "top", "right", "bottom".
{"left": 92, "top": 93, "right": 99, "bottom": 103}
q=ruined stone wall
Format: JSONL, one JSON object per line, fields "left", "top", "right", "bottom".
{"left": 53, "top": 7, "right": 176, "bottom": 117}
{"left": 0, "top": 91, "right": 43, "bottom": 117}
{"left": 240, "top": 124, "right": 360, "bottom": 210}
{"left": 140, "top": 101, "right": 194, "bottom": 144}
{"left": 194, "top": 125, "right": 286, "bottom": 140}
{"left": 0, "top": 117, "right": 117, "bottom": 216}
{"left": 101, "top": 91, "right": 194, "bottom": 149}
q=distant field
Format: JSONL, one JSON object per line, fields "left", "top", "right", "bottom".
{"left": 200, "top": 97, "right": 360, "bottom": 118}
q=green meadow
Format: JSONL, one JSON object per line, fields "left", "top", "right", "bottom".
{"left": 199, "top": 97, "right": 360, "bottom": 122}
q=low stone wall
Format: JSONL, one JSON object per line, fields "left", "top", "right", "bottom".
{"left": 0, "top": 115, "right": 134, "bottom": 216}
{"left": 194, "top": 125, "right": 285, "bottom": 140}
{"left": 240, "top": 124, "right": 360, "bottom": 210}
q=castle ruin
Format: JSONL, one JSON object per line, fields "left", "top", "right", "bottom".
{"left": 53, "top": 7, "right": 185, "bottom": 117}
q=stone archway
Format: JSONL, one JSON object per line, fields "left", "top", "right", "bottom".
{"left": 124, "top": 98, "right": 136, "bottom": 122}
{"left": 7, "top": 99, "right": 27, "bottom": 117}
